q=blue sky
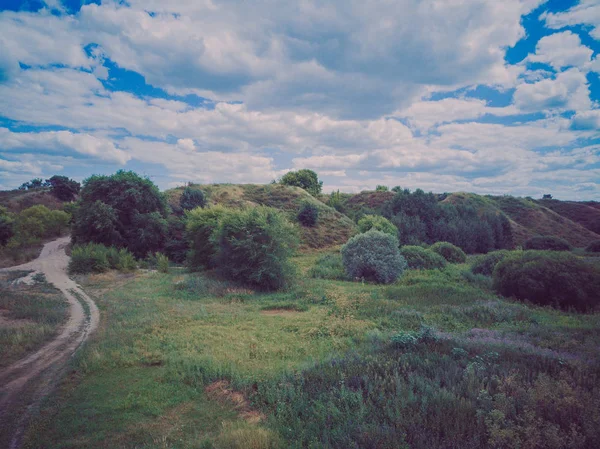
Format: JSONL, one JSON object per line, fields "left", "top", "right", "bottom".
{"left": 0, "top": 0, "right": 599, "bottom": 199}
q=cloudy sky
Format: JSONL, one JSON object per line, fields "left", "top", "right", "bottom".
{"left": 0, "top": 0, "right": 599, "bottom": 199}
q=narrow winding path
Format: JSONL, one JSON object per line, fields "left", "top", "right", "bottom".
{"left": 0, "top": 236, "right": 99, "bottom": 449}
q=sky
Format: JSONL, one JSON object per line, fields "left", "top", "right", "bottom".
{"left": 0, "top": 0, "right": 599, "bottom": 199}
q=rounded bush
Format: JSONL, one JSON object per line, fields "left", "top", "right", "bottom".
{"left": 399, "top": 245, "right": 446, "bottom": 270}
{"left": 492, "top": 251, "right": 600, "bottom": 312}
{"left": 471, "top": 250, "right": 511, "bottom": 276}
{"left": 214, "top": 206, "right": 299, "bottom": 290}
{"left": 357, "top": 215, "right": 397, "bottom": 237}
{"left": 586, "top": 240, "right": 600, "bottom": 253}
{"left": 523, "top": 235, "right": 571, "bottom": 251}
{"left": 180, "top": 187, "right": 206, "bottom": 211}
{"left": 297, "top": 202, "right": 319, "bottom": 227}
{"left": 430, "top": 242, "right": 467, "bottom": 263}
{"left": 186, "top": 206, "right": 231, "bottom": 269}
{"left": 341, "top": 230, "right": 407, "bottom": 284}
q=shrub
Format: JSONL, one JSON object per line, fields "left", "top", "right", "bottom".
{"left": 341, "top": 230, "right": 407, "bottom": 284}
{"left": 297, "top": 202, "right": 319, "bottom": 227}
{"left": 155, "top": 252, "right": 170, "bottom": 273}
{"left": 308, "top": 253, "right": 347, "bottom": 280}
{"left": 280, "top": 169, "right": 323, "bottom": 196}
{"left": 430, "top": 241, "right": 467, "bottom": 263}
{"left": 399, "top": 245, "right": 446, "bottom": 270}
{"left": 492, "top": 251, "right": 600, "bottom": 311}
{"left": 164, "top": 216, "right": 188, "bottom": 263}
{"left": 213, "top": 206, "right": 299, "bottom": 290}
{"left": 46, "top": 175, "right": 80, "bottom": 201}
{"left": 470, "top": 250, "right": 511, "bottom": 276}
{"left": 523, "top": 235, "right": 572, "bottom": 251}
{"left": 587, "top": 240, "right": 600, "bottom": 253}
{"left": 0, "top": 207, "right": 14, "bottom": 247}
{"left": 72, "top": 170, "right": 168, "bottom": 258}
{"left": 186, "top": 206, "right": 231, "bottom": 270}
{"left": 69, "top": 243, "right": 110, "bottom": 274}
{"left": 10, "top": 205, "right": 71, "bottom": 244}
{"left": 180, "top": 187, "right": 206, "bottom": 211}
{"left": 357, "top": 215, "right": 397, "bottom": 237}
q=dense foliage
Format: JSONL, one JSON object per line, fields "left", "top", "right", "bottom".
{"left": 493, "top": 251, "right": 600, "bottom": 311}
{"left": 164, "top": 216, "right": 188, "bottom": 263}
{"left": 9, "top": 205, "right": 70, "bottom": 244}
{"left": 523, "top": 235, "right": 572, "bottom": 251}
{"left": 399, "top": 245, "right": 447, "bottom": 270}
{"left": 470, "top": 250, "right": 511, "bottom": 276}
{"left": 341, "top": 230, "right": 406, "bottom": 283}
{"left": 18, "top": 178, "right": 46, "bottom": 190}
{"left": 69, "top": 243, "right": 136, "bottom": 274}
{"left": 297, "top": 202, "right": 319, "bottom": 227}
{"left": 0, "top": 206, "right": 13, "bottom": 246}
{"left": 357, "top": 214, "right": 397, "bottom": 236}
{"left": 180, "top": 187, "right": 206, "bottom": 211}
{"left": 280, "top": 169, "right": 323, "bottom": 196}
{"left": 308, "top": 253, "right": 347, "bottom": 280}
{"left": 430, "top": 241, "right": 467, "bottom": 263}
{"left": 186, "top": 206, "right": 231, "bottom": 270}
{"left": 46, "top": 175, "right": 80, "bottom": 201}
{"left": 72, "top": 171, "right": 168, "bottom": 258}
{"left": 587, "top": 240, "right": 600, "bottom": 252}
{"left": 213, "top": 206, "right": 299, "bottom": 290}
{"left": 384, "top": 188, "right": 512, "bottom": 252}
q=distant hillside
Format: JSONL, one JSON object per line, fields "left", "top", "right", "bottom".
{"left": 0, "top": 188, "right": 65, "bottom": 213}
{"left": 489, "top": 196, "right": 600, "bottom": 247}
{"left": 537, "top": 199, "right": 600, "bottom": 235}
{"left": 166, "top": 184, "right": 357, "bottom": 249}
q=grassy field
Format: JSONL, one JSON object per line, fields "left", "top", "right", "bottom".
{"left": 0, "top": 271, "right": 69, "bottom": 367}
{"left": 20, "top": 253, "right": 600, "bottom": 449}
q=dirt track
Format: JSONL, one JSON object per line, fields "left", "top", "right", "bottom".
{"left": 0, "top": 236, "right": 99, "bottom": 449}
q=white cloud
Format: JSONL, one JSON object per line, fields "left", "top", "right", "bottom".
{"left": 527, "top": 31, "right": 594, "bottom": 71}
{"left": 513, "top": 68, "right": 591, "bottom": 112}
{"left": 542, "top": 0, "right": 600, "bottom": 40}
{"left": 0, "top": 128, "right": 130, "bottom": 164}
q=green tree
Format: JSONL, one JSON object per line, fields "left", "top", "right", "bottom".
{"left": 0, "top": 207, "right": 14, "bottom": 246}
{"left": 72, "top": 171, "right": 168, "bottom": 257}
{"left": 297, "top": 202, "right": 319, "bottom": 227}
{"left": 46, "top": 175, "right": 81, "bottom": 201}
{"left": 357, "top": 215, "right": 397, "bottom": 237}
{"left": 186, "top": 206, "right": 231, "bottom": 269}
{"left": 180, "top": 187, "right": 206, "bottom": 211}
{"left": 280, "top": 169, "right": 323, "bottom": 196}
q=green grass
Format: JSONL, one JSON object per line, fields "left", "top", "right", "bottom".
{"left": 0, "top": 271, "right": 68, "bottom": 367}
{"left": 21, "top": 253, "right": 600, "bottom": 448}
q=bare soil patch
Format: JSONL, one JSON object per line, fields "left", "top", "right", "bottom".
{"left": 205, "top": 380, "right": 265, "bottom": 424}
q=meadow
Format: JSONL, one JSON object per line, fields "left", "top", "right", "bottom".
{"left": 21, "top": 251, "right": 600, "bottom": 449}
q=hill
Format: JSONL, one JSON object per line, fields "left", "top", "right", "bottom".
{"left": 537, "top": 199, "right": 600, "bottom": 235}
{"left": 165, "top": 183, "right": 357, "bottom": 249}
{"left": 0, "top": 188, "right": 65, "bottom": 213}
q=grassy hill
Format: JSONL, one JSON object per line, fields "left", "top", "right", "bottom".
{"left": 0, "top": 188, "right": 65, "bottom": 213}
{"left": 537, "top": 199, "right": 600, "bottom": 235}
{"left": 165, "top": 183, "right": 357, "bottom": 249}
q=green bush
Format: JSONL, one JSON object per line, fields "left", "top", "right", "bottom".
{"left": 341, "top": 230, "right": 407, "bottom": 284}
{"left": 523, "top": 235, "right": 572, "bottom": 251}
{"left": 180, "top": 187, "right": 206, "bottom": 211}
{"left": 470, "top": 250, "right": 511, "bottom": 276}
{"left": 399, "top": 245, "right": 446, "bottom": 270}
{"left": 357, "top": 215, "right": 397, "bottom": 237}
{"left": 10, "top": 205, "right": 71, "bottom": 244}
{"left": 69, "top": 243, "right": 137, "bottom": 274}
{"left": 46, "top": 175, "right": 80, "bottom": 201}
{"left": 585, "top": 240, "right": 600, "bottom": 253}
{"left": 430, "top": 241, "right": 467, "bottom": 263}
{"left": 164, "top": 216, "right": 188, "bottom": 263}
{"left": 280, "top": 169, "right": 323, "bottom": 196}
{"left": 492, "top": 251, "right": 600, "bottom": 311}
{"left": 155, "top": 252, "right": 170, "bottom": 273}
{"left": 308, "top": 253, "right": 347, "bottom": 280}
{"left": 72, "top": 170, "right": 168, "bottom": 258}
{"left": 213, "top": 206, "right": 299, "bottom": 290}
{"left": 297, "top": 202, "right": 319, "bottom": 227}
{"left": 0, "top": 207, "right": 14, "bottom": 247}
{"left": 186, "top": 206, "right": 231, "bottom": 270}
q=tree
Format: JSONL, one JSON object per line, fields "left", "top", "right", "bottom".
{"left": 180, "top": 187, "right": 206, "bottom": 211}
{"left": 375, "top": 185, "right": 389, "bottom": 192}
{"left": 357, "top": 215, "right": 397, "bottom": 237}
{"left": 72, "top": 171, "right": 168, "bottom": 257}
{"left": 280, "top": 169, "right": 323, "bottom": 196}
{"left": 297, "top": 202, "right": 319, "bottom": 227}
{"left": 18, "top": 178, "right": 47, "bottom": 190}
{"left": 0, "top": 207, "right": 14, "bottom": 247}
{"left": 46, "top": 175, "right": 81, "bottom": 201}
{"left": 542, "top": 194, "right": 553, "bottom": 199}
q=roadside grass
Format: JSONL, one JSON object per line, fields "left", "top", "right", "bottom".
{"left": 22, "top": 252, "right": 600, "bottom": 448}
{"left": 0, "top": 271, "right": 68, "bottom": 367}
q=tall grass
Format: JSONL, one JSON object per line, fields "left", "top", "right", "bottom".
{"left": 69, "top": 243, "right": 137, "bottom": 274}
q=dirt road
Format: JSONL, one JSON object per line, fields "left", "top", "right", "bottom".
{"left": 0, "top": 236, "right": 99, "bottom": 449}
